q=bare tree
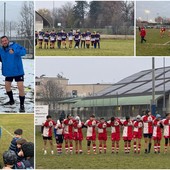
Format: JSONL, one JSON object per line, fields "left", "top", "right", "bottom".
{"left": 41, "top": 80, "right": 65, "bottom": 111}
{"left": 19, "top": 1, "right": 34, "bottom": 37}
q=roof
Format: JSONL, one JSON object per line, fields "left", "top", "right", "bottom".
{"left": 35, "top": 11, "right": 51, "bottom": 28}
{"left": 73, "top": 95, "right": 162, "bottom": 107}
{"left": 95, "top": 66, "right": 170, "bottom": 98}
{"left": 58, "top": 97, "right": 81, "bottom": 104}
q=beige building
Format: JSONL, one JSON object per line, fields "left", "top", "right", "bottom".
{"left": 35, "top": 76, "right": 113, "bottom": 112}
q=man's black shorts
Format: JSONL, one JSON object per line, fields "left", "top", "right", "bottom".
{"left": 55, "top": 134, "right": 64, "bottom": 144}
{"left": 5, "top": 75, "right": 24, "bottom": 82}
{"left": 143, "top": 133, "right": 152, "bottom": 138}
{"left": 43, "top": 136, "right": 52, "bottom": 140}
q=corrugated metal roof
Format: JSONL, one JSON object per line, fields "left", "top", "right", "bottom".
{"left": 96, "top": 66, "right": 170, "bottom": 97}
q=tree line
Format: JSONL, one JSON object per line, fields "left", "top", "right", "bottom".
{"left": 37, "top": 1, "right": 134, "bottom": 34}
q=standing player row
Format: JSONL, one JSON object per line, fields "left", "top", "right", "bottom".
{"left": 41, "top": 111, "right": 170, "bottom": 155}
{"left": 35, "top": 29, "right": 100, "bottom": 49}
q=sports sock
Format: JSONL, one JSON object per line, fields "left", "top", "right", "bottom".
{"left": 19, "top": 96, "right": 25, "bottom": 106}
{"left": 7, "top": 91, "right": 14, "bottom": 102}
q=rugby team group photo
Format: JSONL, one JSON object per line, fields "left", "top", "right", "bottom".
{"left": 0, "top": 0, "right": 170, "bottom": 169}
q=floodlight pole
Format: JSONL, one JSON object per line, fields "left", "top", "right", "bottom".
{"left": 163, "top": 57, "right": 166, "bottom": 115}
{"left": 4, "top": 2, "right": 6, "bottom": 35}
{"left": 151, "top": 57, "right": 156, "bottom": 116}
{"left": 53, "top": 0, "right": 55, "bottom": 29}
{"left": 93, "top": 84, "right": 95, "bottom": 116}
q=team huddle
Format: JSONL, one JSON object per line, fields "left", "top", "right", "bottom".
{"left": 35, "top": 29, "right": 100, "bottom": 49}
{"left": 41, "top": 111, "right": 170, "bottom": 155}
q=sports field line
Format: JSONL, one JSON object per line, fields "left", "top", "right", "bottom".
{"left": 163, "top": 41, "right": 170, "bottom": 45}
{"left": 1, "top": 126, "right": 14, "bottom": 138}
{"left": 1, "top": 126, "right": 29, "bottom": 141}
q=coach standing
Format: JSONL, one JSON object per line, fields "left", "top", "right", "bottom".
{"left": 140, "top": 27, "right": 146, "bottom": 43}
{"left": 0, "top": 36, "right": 26, "bottom": 112}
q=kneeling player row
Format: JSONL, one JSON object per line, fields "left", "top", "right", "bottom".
{"left": 41, "top": 111, "right": 170, "bottom": 155}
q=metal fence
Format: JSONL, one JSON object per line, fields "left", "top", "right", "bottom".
{"left": 8, "top": 37, "right": 34, "bottom": 57}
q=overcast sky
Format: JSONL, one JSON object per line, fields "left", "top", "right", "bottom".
{"left": 0, "top": 1, "right": 25, "bottom": 22}
{"left": 136, "top": 1, "right": 170, "bottom": 22}
{"left": 36, "top": 57, "right": 170, "bottom": 84}
{"left": 35, "top": 1, "right": 75, "bottom": 10}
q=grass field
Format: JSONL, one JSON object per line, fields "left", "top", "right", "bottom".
{"left": 36, "top": 39, "right": 134, "bottom": 56}
{"left": 136, "top": 29, "right": 170, "bottom": 56}
{"left": 36, "top": 127, "right": 170, "bottom": 169}
{"left": 0, "top": 114, "right": 34, "bottom": 167}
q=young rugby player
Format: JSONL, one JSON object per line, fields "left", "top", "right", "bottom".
{"left": 54, "top": 118, "right": 64, "bottom": 155}
{"left": 107, "top": 117, "right": 122, "bottom": 154}
{"left": 68, "top": 29, "right": 73, "bottom": 48}
{"left": 85, "top": 115, "right": 97, "bottom": 154}
{"left": 133, "top": 115, "right": 143, "bottom": 154}
{"left": 42, "top": 115, "right": 56, "bottom": 155}
{"left": 122, "top": 116, "right": 133, "bottom": 154}
{"left": 73, "top": 116, "right": 84, "bottom": 154}
{"left": 44, "top": 31, "right": 50, "bottom": 49}
{"left": 142, "top": 110, "right": 155, "bottom": 153}
{"left": 63, "top": 114, "right": 74, "bottom": 154}
{"left": 97, "top": 118, "right": 107, "bottom": 154}
{"left": 153, "top": 114, "right": 163, "bottom": 153}
{"left": 161, "top": 113, "right": 170, "bottom": 153}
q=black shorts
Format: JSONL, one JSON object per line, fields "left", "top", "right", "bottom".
{"left": 5, "top": 75, "right": 24, "bottom": 82}
{"left": 55, "top": 134, "right": 64, "bottom": 144}
{"left": 143, "top": 133, "right": 152, "bottom": 138}
{"left": 44, "top": 39, "right": 49, "bottom": 43}
{"left": 43, "top": 136, "right": 52, "bottom": 140}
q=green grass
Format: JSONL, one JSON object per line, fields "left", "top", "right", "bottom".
{"left": 36, "top": 39, "right": 134, "bottom": 56}
{"left": 36, "top": 127, "right": 170, "bottom": 169}
{"left": 0, "top": 114, "right": 34, "bottom": 167}
{"left": 136, "top": 29, "right": 170, "bottom": 56}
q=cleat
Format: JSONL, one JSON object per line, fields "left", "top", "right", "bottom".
{"left": 3, "top": 101, "right": 15, "bottom": 105}
{"left": 19, "top": 105, "right": 25, "bottom": 112}
{"left": 51, "top": 150, "right": 54, "bottom": 155}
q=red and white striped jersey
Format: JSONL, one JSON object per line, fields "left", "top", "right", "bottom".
{"left": 85, "top": 119, "right": 97, "bottom": 137}
{"left": 73, "top": 121, "right": 83, "bottom": 133}
{"left": 142, "top": 115, "right": 155, "bottom": 134}
{"left": 122, "top": 120, "right": 133, "bottom": 137}
{"left": 107, "top": 118, "right": 122, "bottom": 134}
{"left": 133, "top": 120, "right": 143, "bottom": 133}
{"left": 161, "top": 119, "right": 170, "bottom": 138}
{"left": 63, "top": 119, "right": 74, "bottom": 135}
{"left": 97, "top": 122, "right": 107, "bottom": 134}
{"left": 153, "top": 119, "right": 162, "bottom": 138}
{"left": 42, "top": 120, "right": 56, "bottom": 137}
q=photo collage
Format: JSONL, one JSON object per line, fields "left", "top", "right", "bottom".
{"left": 0, "top": 0, "right": 170, "bottom": 169}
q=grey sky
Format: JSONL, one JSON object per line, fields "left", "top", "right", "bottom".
{"left": 136, "top": 1, "right": 170, "bottom": 22}
{"left": 36, "top": 57, "right": 170, "bottom": 84}
{"left": 35, "top": 1, "right": 75, "bottom": 10}
{"left": 0, "top": 1, "right": 25, "bottom": 22}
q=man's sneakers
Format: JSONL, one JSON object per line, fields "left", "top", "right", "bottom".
{"left": 3, "top": 100, "right": 15, "bottom": 105}
{"left": 19, "top": 105, "right": 25, "bottom": 113}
